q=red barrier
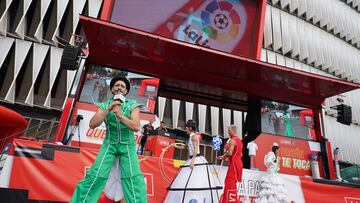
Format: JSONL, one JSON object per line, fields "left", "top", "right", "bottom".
{"left": 300, "top": 177, "right": 360, "bottom": 203}
{"left": 145, "top": 135, "right": 175, "bottom": 158}
{"left": 6, "top": 138, "right": 360, "bottom": 203}
{"left": 7, "top": 139, "right": 179, "bottom": 202}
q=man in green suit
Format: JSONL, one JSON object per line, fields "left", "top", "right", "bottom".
{"left": 71, "top": 76, "right": 147, "bottom": 203}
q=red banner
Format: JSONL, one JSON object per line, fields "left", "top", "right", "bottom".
{"left": 300, "top": 177, "right": 360, "bottom": 203}
{"left": 5, "top": 138, "right": 360, "bottom": 203}
{"left": 7, "top": 138, "right": 179, "bottom": 202}
{"left": 254, "top": 133, "right": 324, "bottom": 177}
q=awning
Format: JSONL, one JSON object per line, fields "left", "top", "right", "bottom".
{"left": 80, "top": 16, "right": 360, "bottom": 110}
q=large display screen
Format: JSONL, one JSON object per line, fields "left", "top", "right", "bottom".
{"left": 261, "top": 100, "right": 316, "bottom": 140}
{"left": 110, "top": 0, "right": 259, "bottom": 57}
{"left": 79, "top": 64, "right": 159, "bottom": 113}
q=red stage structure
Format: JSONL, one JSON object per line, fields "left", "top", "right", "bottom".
{"left": 300, "top": 109, "right": 313, "bottom": 126}
{"left": 0, "top": 106, "right": 28, "bottom": 152}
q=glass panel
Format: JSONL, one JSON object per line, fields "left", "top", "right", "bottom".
{"left": 79, "top": 64, "right": 159, "bottom": 113}
{"left": 261, "top": 100, "right": 315, "bottom": 140}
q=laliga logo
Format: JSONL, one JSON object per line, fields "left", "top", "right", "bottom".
{"left": 174, "top": 0, "right": 247, "bottom": 50}
{"left": 176, "top": 15, "right": 211, "bottom": 48}
{"left": 200, "top": 0, "right": 246, "bottom": 43}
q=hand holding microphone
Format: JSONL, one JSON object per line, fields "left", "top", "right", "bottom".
{"left": 111, "top": 93, "right": 126, "bottom": 115}
{"left": 113, "top": 93, "right": 126, "bottom": 103}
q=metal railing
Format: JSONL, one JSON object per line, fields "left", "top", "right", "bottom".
{"left": 172, "top": 140, "right": 220, "bottom": 164}
{"left": 0, "top": 119, "right": 60, "bottom": 173}
{"left": 0, "top": 119, "right": 60, "bottom": 144}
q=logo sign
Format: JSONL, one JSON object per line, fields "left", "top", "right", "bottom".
{"left": 175, "top": 14, "right": 210, "bottom": 48}
{"left": 174, "top": 0, "right": 247, "bottom": 51}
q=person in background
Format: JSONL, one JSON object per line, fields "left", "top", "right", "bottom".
{"left": 268, "top": 114, "right": 272, "bottom": 126}
{"left": 156, "top": 120, "right": 168, "bottom": 132}
{"left": 273, "top": 115, "right": 280, "bottom": 134}
{"left": 247, "top": 141, "right": 258, "bottom": 169}
{"left": 283, "top": 112, "right": 294, "bottom": 137}
{"left": 93, "top": 80, "right": 100, "bottom": 93}
{"left": 218, "top": 125, "right": 243, "bottom": 203}
{"left": 139, "top": 122, "right": 153, "bottom": 155}
{"left": 98, "top": 81, "right": 108, "bottom": 102}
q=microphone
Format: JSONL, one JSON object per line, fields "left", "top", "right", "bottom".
{"left": 113, "top": 93, "right": 126, "bottom": 103}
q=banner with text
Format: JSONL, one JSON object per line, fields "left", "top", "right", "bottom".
{"left": 253, "top": 133, "right": 324, "bottom": 177}
{"left": 3, "top": 138, "right": 359, "bottom": 203}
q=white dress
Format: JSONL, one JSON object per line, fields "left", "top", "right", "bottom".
{"left": 255, "top": 152, "right": 289, "bottom": 203}
{"left": 164, "top": 133, "right": 222, "bottom": 203}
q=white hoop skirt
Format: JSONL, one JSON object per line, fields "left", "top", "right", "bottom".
{"left": 164, "top": 156, "right": 223, "bottom": 203}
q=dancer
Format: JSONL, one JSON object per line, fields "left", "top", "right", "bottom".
{"left": 139, "top": 123, "right": 153, "bottom": 155}
{"left": 255, "top": 143, "right": 289, "bottom": 203}
{"left": 218, "top": 125, "right": 243, "bottom": 203}
{"left": 70, "top": 76, "right": 147, "bottom": 203}
{"left": 164, "top": 120, "right": 222, "bottom": 203}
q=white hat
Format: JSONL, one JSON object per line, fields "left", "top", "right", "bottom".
{"left": 273, "top": 142, "right": 279, "bottom": 147}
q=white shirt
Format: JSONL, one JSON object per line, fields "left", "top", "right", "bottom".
{"left": 247, "top": 141, "right": 258, "bottom": 156}
{"left": 188, "top": 132, "right": 200, "bottom": 156}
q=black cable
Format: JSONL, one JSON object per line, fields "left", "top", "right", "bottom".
{"left": 182, "top": 166, "right": 194, "bottom": 203}
{"left": 205, "top": 162, "right": 214, "bottom": 202}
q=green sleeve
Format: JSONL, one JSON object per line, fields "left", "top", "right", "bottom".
{"left": 129, "top": 100, "right": 143, "bottom": 112}
{"left": 96, "top": 101, "right": 107, "bottom": 111}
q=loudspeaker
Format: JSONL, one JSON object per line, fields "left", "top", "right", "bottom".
{"left": 60, "top": 45, "right": 81, "bottom": 70}
{"left": 337, "top": 104, "right": 352, "bottom": 125}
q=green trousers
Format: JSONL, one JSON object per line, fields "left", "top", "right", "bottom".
{"left": 70, "top": 142, "right": 147, "bottom": 203}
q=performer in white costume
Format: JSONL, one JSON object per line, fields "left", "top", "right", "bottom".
{"left": 247, "top": 141, "right": 258, "bottom": 169}
{"left": 255, "top": 143, "right": 289, "bottom": 203}
{"left": 164, "top": 120, "right": 222, "bottom": 203}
